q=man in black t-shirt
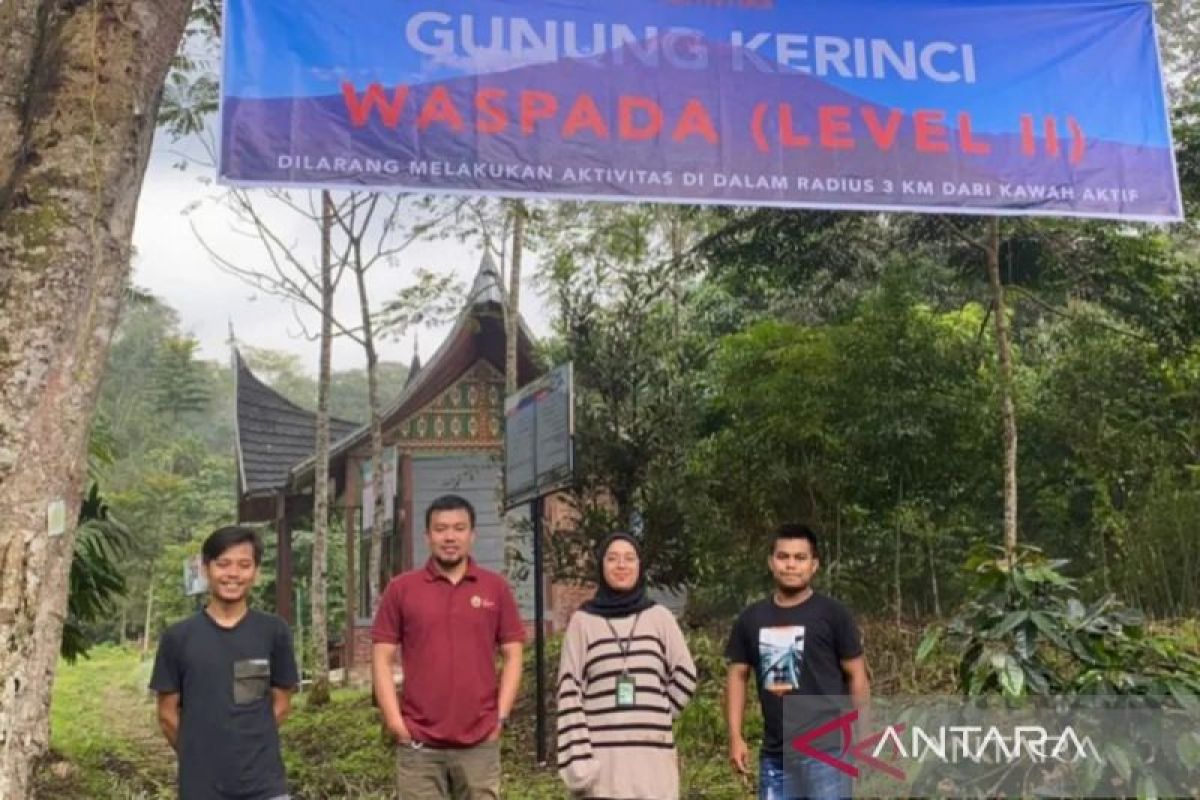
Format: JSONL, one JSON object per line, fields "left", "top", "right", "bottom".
{"left": 151, "top": 526, "right": 299, "bottom": 800}
{"left": 725, "top": 524, "right": 870, "bottom": 800}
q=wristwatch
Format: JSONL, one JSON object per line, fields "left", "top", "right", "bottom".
{"left": 498, "top": 714, "right": 509, "bottom": 727}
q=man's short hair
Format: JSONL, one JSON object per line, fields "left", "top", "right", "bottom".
{"left": 202, "top": 526, "right": 263, "bottom": 565}
{"left": 772, "top": 523, "right": 820, "bottom": 559}
{"left": 425, "top": 494, "right": 476, "bottom": 529}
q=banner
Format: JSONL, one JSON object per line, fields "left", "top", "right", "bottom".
{"left": 219, "top": 0, "right": 1183, "bottom": 221}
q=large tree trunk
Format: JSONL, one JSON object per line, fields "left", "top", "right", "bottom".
{"left": 985, "top": 218, "right": 1019, "bottom": 559}
{"left": 0, "top": 2, "right": 191, "bottom": 795}
{"left": 353, "top": 221, "right": 386, "bottom": 613}
{"left": 310, "top": 191, "right": 335, "bottom": 706}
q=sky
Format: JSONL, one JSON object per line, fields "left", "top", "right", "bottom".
{"left": 130, "top": 132, "right": 555, "bottom": 374}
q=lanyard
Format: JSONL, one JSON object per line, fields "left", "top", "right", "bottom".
{"left": 604, "top": 612, "right": 644, "bottom": 671}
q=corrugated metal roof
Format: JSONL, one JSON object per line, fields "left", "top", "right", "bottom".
{"left": 233, "top": 349, "right": 360, "bottom": 494}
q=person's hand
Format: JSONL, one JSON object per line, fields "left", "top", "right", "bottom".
{"left": 729, "top": 737, "right": 751, "bottom": 774}
{"left": 485, "top": 716, "right": 506, "bottom": 743}
{"left": 386, "top": 715, "right": 413, "bottom": 745}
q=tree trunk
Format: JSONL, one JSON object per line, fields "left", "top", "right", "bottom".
{"left": 309, "top": 191, "right": 335, "bottom": 706}
{"left": 893, "top": 524, "right": 903, "bottom": 627}
{"left": 832, "top": 507, "right": 842, "bottom": 597}
{"left": 985, "top": 218, "right": 1019, "bottom": 559}
{"left": 926, "top": 538, "right": 942, "bottom": 617}
{"left": 140, "top": 578, "right": 155, "bottom": 659}
{"left": 893, "top": 483, "right": 903, "bottom": 627}
{"left": 506, "top": 200, "right": 525, "bottom": 396}
{"left": 0, "top": 3, "right": 190, "bottom": 795}
{"left": 353, "top": 217, "right": 386, "bottom": 614}
{"left": 343, "top": 502, "right": 356, "bottom": 684}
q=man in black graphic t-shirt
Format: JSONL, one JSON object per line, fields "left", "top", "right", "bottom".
{"left": 725, "top": 524, "right": 870, "bottom": 800}
{"left": 151, "top": 526, "right": 298, "bottom": 800}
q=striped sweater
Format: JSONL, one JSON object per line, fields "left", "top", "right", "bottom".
{"left": 556, "top": 605, "right": 698, "bottom": 799}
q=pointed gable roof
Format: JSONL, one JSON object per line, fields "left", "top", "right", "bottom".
{"left": 469, "top": 249, "right": 504, "bottom": 306}
{"left": 286, "top": 250, "right": 540, "bottom": 484}
{"left": 404, "top": 334, "right": 422, "bottom": 389}
{"left": 233, "top": 348, "right": 360, "bottom": 495}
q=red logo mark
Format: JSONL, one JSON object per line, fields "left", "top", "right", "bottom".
{"left": 791, "top": 710, "right": 906, "bottom": 781}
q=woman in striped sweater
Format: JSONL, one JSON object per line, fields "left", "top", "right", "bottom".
{"left": 556, "top": 532, "right": 698, "bottom": 800}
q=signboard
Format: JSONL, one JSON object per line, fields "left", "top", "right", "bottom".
{"left": 220, "top": 0, "right": 1181, "bottom": 221}
{"left": 504, "top": 363, "right": 574, "bottom": 508}
{"left": 183, "top": 554, "right": 208, "bottom": 597}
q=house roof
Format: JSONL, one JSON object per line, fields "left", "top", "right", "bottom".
{"left": 233, "top": 349, "right": 360, "bottom": 495}
{"left": 404, "top": 334, "right": 422, "bottom": 389}
{"left": 286, "top": 251, "right": 540, "bottom": 485}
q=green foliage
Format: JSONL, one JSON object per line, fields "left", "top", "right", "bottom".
{"left": 66, "top": 417, "right": 132, "bottom": 661}
{"left": 376, "top": 267, "right": 463, "bottom": 341}
{"left": 538, "top": 203, "right": 719, "bottom": 588}
{"left": 82, "top": 289, "right": 376, "bottom": 657}
{"left": 239, "top": 344, "right": 411, "bottom": 423}
{"left": 152, "top": 337, "right": 212, "bottom": 420}
{"left": 281, "top": 691, "right": 395, "bottom": 797}
{"left": 1021, "top": 302, "right": 1200, "bottom": 606}
{"left": 64, "top": 484, "right": 133, "bottom": 662}
{"left": 158, "top": 2, "right": 221, "bottom": 140}
{"left": 1176, "top": 103, "right": 1200, "bottom": 218}
{"left": 688, "top": 267, "right": 996, "bottom": 613}
{"left": 923, "top": 545, "right": 1200, "bottom": 698}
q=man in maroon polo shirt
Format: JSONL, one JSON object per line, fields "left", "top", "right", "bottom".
{"left": 371, "top": 494, "right": 525, "bottom": 800}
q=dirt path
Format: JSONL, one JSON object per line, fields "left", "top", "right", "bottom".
{"left": 34, "top": 648, "right": 177, "bottom": 798}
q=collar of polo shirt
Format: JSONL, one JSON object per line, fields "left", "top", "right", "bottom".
{"left": 422, "top": 556, "right": 481, "bottom": 582}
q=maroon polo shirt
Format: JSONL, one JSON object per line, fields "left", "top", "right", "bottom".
{"left": 371, "top": 558, "right": 525, "bottom": 747}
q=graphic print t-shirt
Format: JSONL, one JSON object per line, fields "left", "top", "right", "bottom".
{"left": 725, "top": 593, "right": 863, "bottom": 757}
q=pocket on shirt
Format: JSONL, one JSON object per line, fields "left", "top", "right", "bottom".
{"left": 233, "top": 658, "right": 271, "bottom": 705}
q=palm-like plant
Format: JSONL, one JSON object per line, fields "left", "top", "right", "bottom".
{"left": 63, "top": 419, "right": 133, "bottom": 661}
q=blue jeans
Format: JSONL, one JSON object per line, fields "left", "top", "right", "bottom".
{"left": 760, "top": 754, "right": 851, "bottom": 800}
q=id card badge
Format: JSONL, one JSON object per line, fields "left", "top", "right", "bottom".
{"left": 616, "top": 673, "right": 636, "bottom": 707}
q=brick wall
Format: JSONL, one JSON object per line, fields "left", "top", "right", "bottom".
{"left": 550, "top": 581, "right": 595, "bottom": 632}
{"left": 348, "top": 623, "right": 373, "bottom": 668}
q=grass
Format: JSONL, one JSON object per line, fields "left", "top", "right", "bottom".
{"left": 33, "top": 620, "right": 961, "bottom": 798}
{"left": 35, "top": 644, "right": 175, "bottom": 799}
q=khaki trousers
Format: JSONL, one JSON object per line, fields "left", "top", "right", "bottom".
{"left": 395, "top": 740, "right": 501, "bottom": 800}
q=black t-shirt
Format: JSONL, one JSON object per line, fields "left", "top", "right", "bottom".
{"left": 150, "top": 609, "right": 299, "bottom": 800}
{"left": 725, "top": 593, "right": 863, "bottom": 757}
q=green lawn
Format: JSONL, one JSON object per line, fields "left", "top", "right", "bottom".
{"left": 37, "top": 622, "right": 960, "bottom": 798}
{"left": 35, "top": 641, "right": 748, "bottom": 798}
{"left": 36, "top": 644, "right": 175, "bottom": 799}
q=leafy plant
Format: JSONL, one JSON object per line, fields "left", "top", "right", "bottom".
{"left": 64, "top": 484, "right": 133, "bottom": 662}
{"left": 921, "top": 544, "right": 1200, "bottom": 699}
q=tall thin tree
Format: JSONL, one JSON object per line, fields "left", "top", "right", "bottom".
{"left": 309, "top": 191, "right": 336, "bottom": 704}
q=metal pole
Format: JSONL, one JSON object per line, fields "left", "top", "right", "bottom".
{"left": 532, "top": 494, "right": 547, "bottom": 766}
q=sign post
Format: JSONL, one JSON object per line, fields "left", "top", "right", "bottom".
{"left": 504, "top": 363, "right": 575, "bottom": 766}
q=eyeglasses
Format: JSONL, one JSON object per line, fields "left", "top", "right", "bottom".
{"left": 604, "top": 554, "right": 640, "bottom": 566}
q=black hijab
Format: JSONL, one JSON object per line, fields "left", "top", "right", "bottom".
{"left": 582, "top": 532, "right": 657, "bottom": 619}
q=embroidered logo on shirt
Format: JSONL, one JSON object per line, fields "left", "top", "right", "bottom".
{"left": 470, "top": 595, "right": 496, "bottom": 609}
